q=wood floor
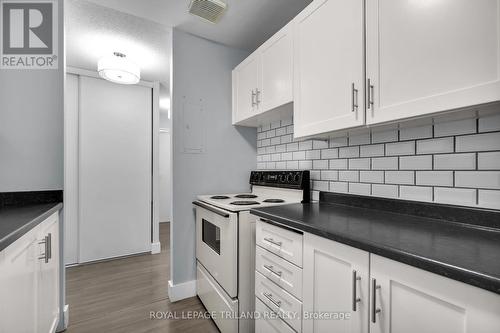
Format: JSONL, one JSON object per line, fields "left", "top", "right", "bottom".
{"left": 65, "top": 223, "right": 219, "bottom": 333}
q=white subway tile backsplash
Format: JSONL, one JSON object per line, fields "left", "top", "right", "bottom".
{"left": 311, "top": 190, "right": 320, "bottom": 201}
{"left": 386, "top": 141, "right": 415, "bottom": 156}
{"left": 360, "top": 144, "right": 384, "bottom": 157}
{"left": 330, "top": 181, "right": 348, "bottom": 193}
{"left": 417, "top": 137, "right": 454, "bottom": 154}
{"left": 400, "top": 186, "right": 433, "bottom": 202}
{"left": 478, "top": 113, "right": 500, "bottom": 132}
{"left": 339, "top": 146, "right": 360, "bottom": 158}
{"left": 322, "top": 148, "right": 339, "bottom": 159}
{"left": 416, "top": 171, "right": 454, "bottom": 186}
{"left": 455, "top": 171, "right": 500, "bottom": 189}
{"left": 399, "top": 125, "right": 432, "bottom": 140}
{"left": 329, "top": 137, "right": 348, "bottom": 147}
{"left": 313, "top": 159, "right": 329, "bottom": 170}
{"left": 434, "top": 153, "right": 476, "bottom": 170}
{"left": 257, "top": 111, "right": 500, "bottom": 209}
{"left": 435, "top": 187, "right": 476, "bottom": 206}
{"left": 299, "top": 140, "right": 313, "bottom": 151}
{"left": 400, "top": 155, "right": 432, "bottom": 170}
{"left": 372, "top": 184, "right": 398, "bottom": 198}
{"left": 349, "top": 183, "right": 371, "bottom": 195}
{"left": 478, "top": 190, "right": 500, "bottom": 209}
{"left": 339, "top": 170, "right": 359, "bottom": 182}
{"left": 293, "top": 151, "right": 306, "bottom": 160}
{"left": 321, "top": 170, "right": 339, "bottom": 181}
{"left": 385, "top": 171, "right": 414, "bottom": 185}
{"left": 313, "top": 140, "right": 329, "bottom": 149}
{"left": 434, "top": 118, "right": 476, "bottom": 137}
{"left": 306, "top": 150, "right": 321, "bottom": 160}
{"left": 371, "top": 129, "right": 398, "bottom": 144}
{"left": 360, "top": 171, "right": 384, "bottom": 184}
{"left": 348, "top": 158, "right": 371, "bottom": 170}
{"left": 478, "top": 152, "right": 500, "bottom": 170}
{"left": 329, "top": 159, "right": 348, "bottom": 170}
{"left": 456, "top": 132, "right": 500, "bottom": 152}
{"left": 349, "top": 133, "right": 370, "bottom": 146}
{"left": 372, "top": 157, "right": 398, "bottom": 170}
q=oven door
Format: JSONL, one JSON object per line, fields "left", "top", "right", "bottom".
{"left": 194, "top": 201, "right": 238, "bottom": 298}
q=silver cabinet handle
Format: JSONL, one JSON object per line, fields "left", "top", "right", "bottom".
{"left": 264, "top": 264, "right": 283, "bottom": 277}
{"left": 367, "top": 78, "right": 374, "bottom": 109}
{"left": 251, "top": 89, "right": 257, "bottom": 107}
{"left": 255, "top": 88, "right": 261, "bottom": 105}
{"left": 47, "top": 233, "right": 52, "bottom": 260}
{"left": 263, "top": 237, "right": 282, "bottom": 247}
{"left": 351, "top": 83, "right": 359, "bottom": 112}
{"left": 371, "top": 278, "right": 381, "bottom": 323}
{"left": 38, "top": 235, "right": 49, "bottom": 263}
{"left": 263, "top": 292, "right": 282, "bottom": 308}
{"left": 352, "top": 270, "right": 361, "bottom": 311}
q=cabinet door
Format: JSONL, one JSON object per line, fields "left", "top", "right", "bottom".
{"left": 293, "top": 0, "right": 365, "bottom": 138}
{"left": 303, "top": 233, "right": 369, "bottom": 333}
{"left": 233, "top": 54, "right": 261, "bottom": 124}
{"left": 37, "top": 215, "right": 60, "bottom": 333}
{"left": 0, "top": 233, "right": 37, "bottom": 333}
{"left": 366, "top": 0, "right": 500, "bottom": 125}
{"left": 370, "top": 254, "right": 500, "bottom": 333}
{"left": 261, "top": 23, "right": 293, "bottom": 112}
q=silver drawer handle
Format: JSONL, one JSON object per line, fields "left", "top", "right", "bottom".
{"left": 263, "top": 292, "right": 282, "bottom": 308}
{"left": 38, "top": 235, "right": 49, "bottom": 263}
{"left": 352, "top": 270, "right": 361, "bottom": 311}
{"left": 371, "top": 278, "right": 381, "bottom": 323}
{"left": 264, "top": 264, "right": 283, "bottom": 277}
{"left": 263, "top": 237, "right": 282, "bottom": 247}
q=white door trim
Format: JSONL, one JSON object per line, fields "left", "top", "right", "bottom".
{"left": 64, "top": 69, "right": 160, "bottom": 265}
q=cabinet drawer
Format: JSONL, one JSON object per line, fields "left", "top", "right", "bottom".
{"left": 256, "top": 245, "right": 303, "bottom": 300}
{"left": 255, "top": 271, "right": 302, "bottom": 332}
{"left": 255, "top": 297, "right": 296, "bottom": 333}
{"left": 256, "top": 220, "right": 303, "bottom": 267}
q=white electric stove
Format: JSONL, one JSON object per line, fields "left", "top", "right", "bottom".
{"left": 193, "top": 171, "right": 310, "bottom": 333}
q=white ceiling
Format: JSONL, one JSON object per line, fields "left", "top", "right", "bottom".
{"left": 83, "top": 0, "right": 312, "bottom": 51}
{"left": 65, "top": 0, "right": 171, "bottom": 83}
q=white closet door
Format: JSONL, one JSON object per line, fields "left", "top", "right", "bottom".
{"left": 79, "top": 76, "right": 152, "bottom": 263}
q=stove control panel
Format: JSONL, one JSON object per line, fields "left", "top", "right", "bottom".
{"left": 250, "top": 170, "right": 310, "bottom": 192}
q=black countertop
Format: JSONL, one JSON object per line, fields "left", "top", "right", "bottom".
{"left": 0, "top": 203, "right": 63, "bottom": 252}
{"left": 250, "top": 193, "right": 500, "bottom": 295}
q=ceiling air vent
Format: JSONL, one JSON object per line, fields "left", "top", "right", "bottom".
{"left": 188, "top": 0, "right": 227, "bottom": 24}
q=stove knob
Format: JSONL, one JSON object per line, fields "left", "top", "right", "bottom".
{"left": 294, "top": 173, "right": 301, "bottom": 183}
{"left": 286, "top": 172, "right": 294, "bottom": 183}
{"left": 279, "top": 174, "right": 286, "bottom": 182}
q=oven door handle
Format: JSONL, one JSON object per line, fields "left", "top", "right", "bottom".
{"left": 193, "top": 201, "right": 230, "bottom": 218}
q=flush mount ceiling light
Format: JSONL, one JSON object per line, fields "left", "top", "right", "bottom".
{"left": 98, "top": 52, "right": 140, "bottom": 85}
{"left": 188, "top": 0, "right": 227, "bottom": 24}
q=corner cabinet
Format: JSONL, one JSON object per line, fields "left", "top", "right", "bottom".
{"left": 370, "top": 254, "right": 500, "bottom": 333}
{"left": 293, "top": 0, "right": 365, "bottom": 139}
{"left": 0, "top": 212, "right": 60, "bottom": 333}
{"left": 365, "top": 0, "right": 500, "bottom": 125}
{"left": 232, "top": 23, "right": 293, "bottom": 126}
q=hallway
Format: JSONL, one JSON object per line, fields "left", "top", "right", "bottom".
{"left": 65, "top": 223, "right": 218, "bottom": 332}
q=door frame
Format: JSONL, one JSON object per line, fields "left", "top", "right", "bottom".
{"left": 64, "top": 66, "right": 160, "bottom": 265}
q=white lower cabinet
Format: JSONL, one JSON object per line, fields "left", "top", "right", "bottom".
{"left": 370, "top": 254, "right": 500, "bottom": 333}
{"left": 0, "top": 212, "right": 60, "bottom": 333}
{"left": 255, "top": 297, "right": 296, "bottom": 333}
{"left": 302, "top": 233, "right": 370, "bottom": 333}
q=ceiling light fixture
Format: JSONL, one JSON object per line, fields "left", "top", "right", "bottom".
{"left": 98, "top": 52, "right": 140, "bottom": 85}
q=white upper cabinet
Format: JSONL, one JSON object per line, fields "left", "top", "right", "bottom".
{"left": 232, "top": 24, "right": 293, "bottom": 126}
{"left": 293, "top": 0, "right": 365, "bottom": 138}
{"left": 261, "top": 24, "right": 293, "bottom": 112}
{"left": 370, "top": 254, "right": 500, "bottom": 333}
{"left": 366, "top": 0, "right": 500, "bottom": 125}
{"left": 302, "top": 233, "right": 370, "bottom": 333}
{"left": 233, "top": 54, "right": 261, "bottom": 124}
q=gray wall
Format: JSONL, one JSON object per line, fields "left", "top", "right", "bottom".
{"left": 171, "top": 29, "right": 256, "bottom": 285}
{"left": 0, "top": 2, "right": 64, "bottom": 192}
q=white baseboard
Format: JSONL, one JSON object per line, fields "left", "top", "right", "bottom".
{"left": 168, "top": 279, "right": 196, "bottom": 302}
{"left": 151, "top": 242, "right": 161, "bottom": 254}
{"left": 56, "top": 304, "right": 69, "bottom": 332}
